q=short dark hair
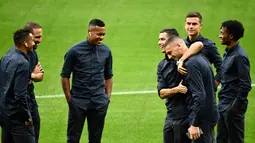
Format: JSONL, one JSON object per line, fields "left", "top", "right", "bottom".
{"left": 24, "top": 22, "right": 42, "bottom": 33}
{"left": 186, "top": 12, "right": 202, "bottom": 23}
{"left": 221, "top": 20, "right": 244, "bottom": 41}
{"left": 163, "top": 35, "right": 181, "bottom": 48}
{"left": 13, "top": 29, "right": 31, "bottom": 46}
{"left": 160, "top": 28, "right": 179, "bottom": 37}
{"left": 89, "top": 19, "right": 105, "bottom": 27}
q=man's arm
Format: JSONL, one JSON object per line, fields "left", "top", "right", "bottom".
{"left": 208, "top": 43, "right": 222, "bottom": 85}
{"left": 14, "top": 62, "right": 31, "bottom": 123}
{"left": 186, "top": 60, "right": 206, "bottom": 127}
{"left": 105, "top": 78, "right": 113, "bottom": 100}
{"left": 60, "top": 49, "right": 75, "bottom": 103}
{"left": 233, "top": 55, "right": 251, "bottom": 109}
{"left": 61, "top": 77, "right": 71, "bottom": 103}
{"left": 177, "top": 42, "right": 204, "bottom": 75}
{"left": 179, "top": 41, "right": 204, "bottom": 62}
{"left": 104, "top": 51, "right": 113, "bottom": 100}
{"left": 186, "top": 60, "right": 206, "bottom": 140}
{"left": 31, "top": 62, "right": 44, "bottom": 82}
{"left": 159, "top": 80, "right": 187, "bottom": 99}
{"left": 157, "top": 62, "right": 187, "bottom": 99}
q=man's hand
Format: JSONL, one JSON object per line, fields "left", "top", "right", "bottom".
{"left": 25, "top": 117, "right": 32, "bottom": 126}
{"left": 177, "top": 62, "right": 188, "bottom": 76}
{"left": 66, "top": 95, "right": 71, "bottom": 103}
{"left": 33, "top": 62, "right": 44, "bottom": 74}
{"left": 188, "top": 125, "right": 201, "bottom": 140}
{"left": 177, "top": 80, "right": 188, "bottom": 94}
{"left": 215, "top": 80, "right": 220, "bottom": 87}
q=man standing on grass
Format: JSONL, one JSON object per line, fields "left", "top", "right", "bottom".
{"left": 1, "top": 29, "right": 35, "bottom": 143}
{"left": 217, "top": 20, "right": 251, "bottom": 143}
{"left": 7, "top": 22, "right": 44, "bottom": 143}
{"left": 164, "top": 35, "right": 219, "bottom": 143}
{"left": 157, "top": 28, "right": 204, "bottom": 143}
{"left": 61, "top": 19, "right": 113, "bottom": 143}
{"left": 178, "top": 12, "right": 222, "bottom": 87}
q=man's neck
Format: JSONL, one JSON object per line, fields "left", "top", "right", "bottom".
{"left": 226, "top": 41, "right": 238, "bottom": 48}
{"left": 16, "top": 47, "right": 27, "bottom": 55}
{"left": 181, "top": 46, "right": 189, "bottom": 56}
{"left": 87, "top": 37, "right": 93, "bottom": 44}
{"left": 188, "top": 33, "right": 200, "bottom": 42}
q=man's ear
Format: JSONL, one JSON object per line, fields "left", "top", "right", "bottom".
{"left": 229, "top": 34, "right": 234, "bottom": 40}
{"left": 177, "top": 42, "right": 181, "bottom": 47}
{"left": 200, "top": 23, "right": 203, "bottom": 28}
{"left": 24, "top": 42, "right": 28, "bottom": 47}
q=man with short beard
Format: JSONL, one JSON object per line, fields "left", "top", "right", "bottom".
{"left": 7, "top": 22, "right": 44, "bottom": 143}
{"left": 1, "top": 29, "right": 35, "bottom": 143}
{"left": 157, "top": 28, "right": 204, "bottom": 143}
{"left": 164, "top": 35, "right": 219, "bottom": 143}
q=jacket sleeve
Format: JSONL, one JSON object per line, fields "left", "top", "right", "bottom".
{"left": 186, "top": 60, "right": 206, "bottom": 126}
{"left": 14, "top": 62, "right": 31, "bottom": 121}
{"left": 234, "top": 55, "right": 251, "bottom": 107}
{"left": 61, "top": 48, "right": 76, "bottom": 78}
{"left": 104, "top": 51, "right": 113, "bottom": 80}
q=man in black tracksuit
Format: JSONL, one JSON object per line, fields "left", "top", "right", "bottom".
{"left": 217, "top": 20, "right": 251, "bottom": 143}
{"left": 61, "top": 19, "right": 113, "bottom": 143}
{"left": 164, "top": 36, "right": 219, "bottom": 143}
{"left": 1, "top": 29, "right": 35, "bottom": 143}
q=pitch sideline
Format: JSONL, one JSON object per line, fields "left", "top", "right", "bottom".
{"left": 36, "top": 84, "right": 255, "bottom": 99}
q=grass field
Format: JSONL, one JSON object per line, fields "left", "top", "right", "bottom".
{"left": 0, "top": 0, "right": 255, "bottom": 142}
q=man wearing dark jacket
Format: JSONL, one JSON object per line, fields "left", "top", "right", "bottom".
{"left": 61, "top": 19, "right": 113, "bottom": 143}
{"left": 157, "top": 28, "right": 204, "bottom": 143}
{"left": 217, "top": 20, "right": 251, "bottom": 143}
{"left": 1, "top": 29, "right": 35, "bottom": 143}
{"left": 164, "top": 35, "right": 219, "bottom": 143}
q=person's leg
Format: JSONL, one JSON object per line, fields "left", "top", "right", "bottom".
{"left": 11, "top": 124, "right": 35, "bottom": 143}
{"left": 67, "top": 102, "right": 87, "bottom": 143}
{"left": 216, "top": 111, "right": 228, "bottom": 143}
{"left": 32, "top": 108, "right": 40, "bottom": 143}
{"left": 163, "top": 117, "right": 174, "bottom": 143}
{"left": 87, "top": 104, "right": 109, "bottom": 143}
{"left": 173, "top": 118, "right": 191, "bottom": 143}
{"left": 1, "top": 126, "right": 14, "bottom": 143}
{"left": 227, "top": 107, "right": 245, "bottom": 143}
{"left": 194, "top": 120, "right": 215, "bottom": 143}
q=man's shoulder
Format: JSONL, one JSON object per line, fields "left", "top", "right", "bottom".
{"left": 158, "top": 58, "right": 174, "bottom": 66}
{"left": 100, "top": 43, "right": 111, "bottom": 52}
{"left": 6, "top": 46, "right": 16, "bottom": 54}
{"left": 186, "top": 54, "right": 206, "bottom": 65}
{"left": 2, "top": 51, "right": 29, "bottom": 68}
{"left": 157, "top": 58, "right": 176, "bottom": 72}
{"left": 236, "top": 45, "right": 248, "bottom": 57}
{"left": 200, "top": 35, "right": 216, "bottom": 47}
{"left": 71, "top": 41, "right": 88, "bottom": 50}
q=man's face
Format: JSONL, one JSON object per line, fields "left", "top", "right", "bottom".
{"left": 158, "top": 32, "right": 169, "bottom": 53}
{"left": 32, "top": 28, "right": 42, "bottom": 48}
{"left": 219, "top": 27, "right": 231, "bottom": 45}
{"left": 165, "top": 42, "right": 182, "bottom": 61}
{"left": 185, "top": 17, "right": 202, "bottom": 36}
{"left": 89, "top": 26, "right": 105, "bottom": 45}
{"left": 25, "top": 33, "right": 35, "bottom": 52}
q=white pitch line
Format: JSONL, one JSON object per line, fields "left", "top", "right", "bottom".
{"left": 36, "top": 84, "right": 255, "bottom": 99}
{"left": 36, "top": 90, "right": 157, "bottom": 99}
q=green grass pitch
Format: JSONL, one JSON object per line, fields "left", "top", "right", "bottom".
{"left": 0, "top": 0, "right": 255, "bottom": 142}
